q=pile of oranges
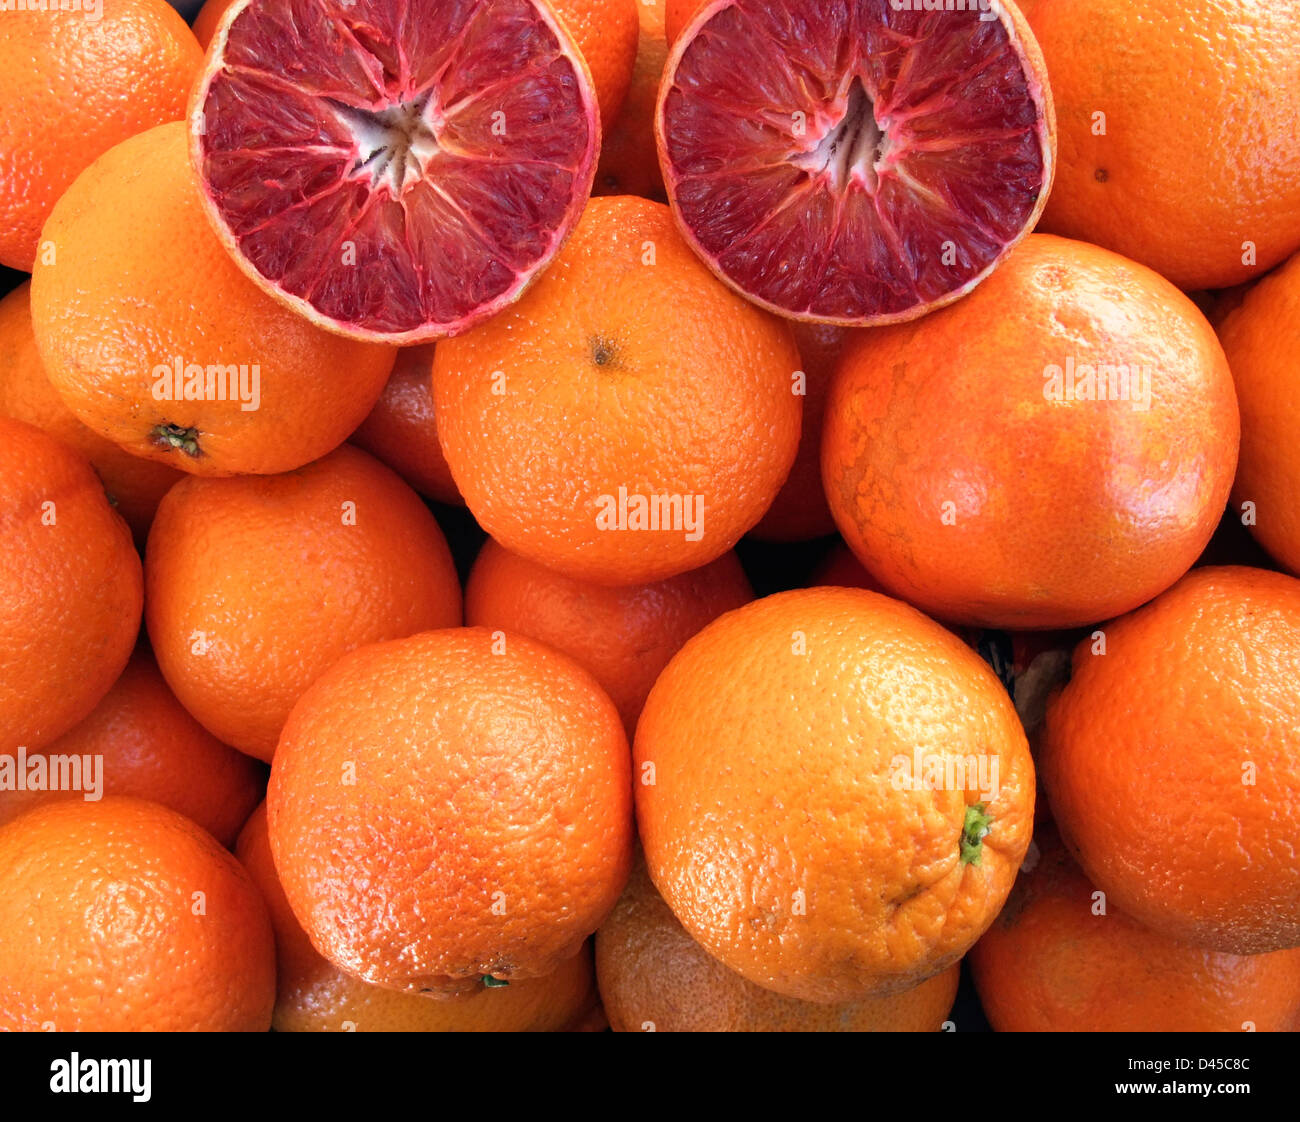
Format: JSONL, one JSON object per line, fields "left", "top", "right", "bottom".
{"left": 1, "top": 0, "right": 1299, "bottom": 1034}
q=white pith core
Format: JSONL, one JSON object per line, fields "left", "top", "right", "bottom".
{"left": 331, "top": 90, "right": 440, "bottom": 196}
{"left": 793, "top": 78, "right": 888, "bottom": 193}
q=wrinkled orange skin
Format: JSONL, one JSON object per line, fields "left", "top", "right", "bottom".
{"left": 0, "top": 0, "right": 202, "bottom": 271}
{"left": 0, "top": 648, "right": 264, "bottom": 848}
{"left": 146, "top": 444, "right": 461, "bottom": 762}
{"left": 971, "top": 828, "right": 1300, "bottom": 1032}
{"left": 1027, "top": 0, "right": 1300, "bottom": 290}
{"left": 466, "top": 539, "right": 752, "bottom": 737}
{"left": 435, "top": 196, "right": 802, "bottom": 586}
{"left": 635, "top": 587, "right": 1034, "bottom": 1003}
{"left": 0, "top": 797, "right": 275, "bottom": 1031}
{"left": 237, "top": 803, "right": 603, "bottom": 1032}
{"left": 349, "top": 345, "right": 463, "bottom": 507}
{"left": 1218, "top": 251, "right": 1300, "bottom": 576}
{"left": 0, "top": 282, "right": 182, "bottom": 544}
{"left": 1043, "top": 567, "right": 1300, "bottom": 955}
{"left": 823, "top": 234, "right": 1240, "bottom": 630}
{"left": 268, "top": 628, "right": 634, "bottom": 996}
{"left": 31, "top": 123, "right": 396, "bottom": 477}
{"left": 598, "top": 858, "right": 960, "bottom": 1031}
{"left": 594, "top": 0, "right": 669, "bottom": 202}
{"left": 0, "top": 419, "right": 142, "bottom": 755}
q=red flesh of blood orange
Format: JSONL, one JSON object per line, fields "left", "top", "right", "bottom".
{"left": 190, "top": 0, "right": 601, "bottom": 343}
{"left": 657, "top": 0, "right": 1055, "bottom": 325}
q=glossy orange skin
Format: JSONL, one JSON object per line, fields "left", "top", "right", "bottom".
{"left": 597, "top": 858, "right": 960, "bottom": 1031}
{"left": 466, "top": 538, "right": 753, "bottom": 737}
{"left": 0, "top": 418, "right": 142, "bottom": 755}
{"left": 751, "top": 322, "right": 850, "bottom": 542}
{"left": 971, "top": 829, "right": 1300, "bottom": 1032}
{"left": 1027, "top": 0, "right": 1300, "bottom": 291}
{"left": 1043, "top": 567, "right": 1300, "bottom": 955}
{"left": 823, "top": 234, "right": 1240, "bottom": 630}
{"left": 268, "top": 628, "right": 634, "bottom": 996}
{"left": 594, "top": 0, "right": 669, "bottom": 202}
{"left": 0, "top": 0, "right": 202, "bottom": 271}
{"left": 0, "top": 797, "right": 275, "bottom": 1031}
{"left": 435, "top": 196, "right": 802, "bottom": 586}
{"left": 349, "top": 345, "right": 463, "bottom": 507}
{"left": 146, "top": 444, "right": 461, "bottom": 762}
{"left": 634, "top": 587, "right": 1034, "bottom": 1003}
{"left": 0, "top": 648, "right": 263, "bottom": 847}
{"left": 30, "top": 123, "right": 396, "bottom": 476}
{"left": 236, "top": 804, "right": 602, "bottom": 1031}
{"left": 1218, "top": 251, "right": 1300, "bottom": 576}
{"left": 0, "top": 282, "right": 182, "bottom": 544}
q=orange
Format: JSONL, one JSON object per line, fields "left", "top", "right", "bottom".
{"left": 237, "top": 803, "right": 602, "bottom": 1032}
{"left": 823, "top": 234, "right": 1240, "bottom": 630}
{"left": 1026, "top": 0, "right": 1300, "bottom": 290}
{"left": 750, "top": 322, "right": 849, "bottom": 543}
{"left": 663, "top": 0, "right": 700, "bottom": 45}
{"left": 192, "top": 0, "right": 236, "bottom": 48}
{"left": 0, "top": 647, "right": 263, "bottom": 847}
{"left": 971, "top": 828, "right": 1300, "bottom": 1032}
{"left": 809, "top": 542, "right": 883, "bottom": 592}
{"left": 434, "top": 195, "right": 802, "bottom": 586}
{"left": 634, "top": 587, "right": 1034, "bottom": 1003}
{"left": 0, "top": 418, "right": 142, "bottom": 755}
{"left": 1042, "top": 566, "right": 1300, "bottom": 955}
{"left": 1218, "top": 250, "right": 1300, "bottom": 575}
{"left": 0, "top": 796, "right": 274, "bottom": 1031}
{"left": 349, "top": 345, "right": 463, "bottom": 507}
{"left": 146, "top": 444, "right": 461, "bottom": 762}
{"left": 597, "top": 857, "right": 960, "bottom": 1032}
{"left": 594, "top": 0, "right": 669, "bottom": 201}
{"left": 268, "top": 628, "right": 634, "bottom": 996}
{"left": 0, "top": 280, "right": 182, "bottom": 543}
{"left": 30, "top": 122, "right": 396, "bottom": 477}
{"left": 465, "top": 538, "right": 752, "bottom": 737}
{"left": 0, "top": 0, "right": 202, "bottom": 271}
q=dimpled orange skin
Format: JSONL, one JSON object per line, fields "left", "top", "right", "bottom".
{"left": 237, "top": 804, "right": 602, "bottom": 1032}
{"left": 0, "top": 419, "right": 142, "bottom": 755}
{"left": 634, "top": 587, "right": 1034, "bottom": 1003}
{"left": 146, "top": 444, "right": 461, "bottom": 763}
{"left": 1218, "top": 251, "right": 1300, "bottom": 576}
{"left": 0, "top": 282, "right": 182, "bottom": 544}
{"left": 466, "top": 538, "right": 753, "bottom": 738}
{"left": 971, "top": 829, "right": 1300, "bottom": 1032}
{"left": 0, "top": 797, "right": 275, "bottom": 1031}
{"left": 349, "top": 345, "right": 463, "bottom": 507}
{"left": 597, "top": 858, "right": 961, "bottom": 1032}
{"left": 30, "top": 123, "right": 396, "bottom": 477}
{"left": 0, "top": 648, "right": 264, "bottom": 848}
{"left": 1042, "top": 567, "right": 1300, "bottom": 956}
{"left": 1026, "top": 0, "right": 1300, "bottom": 291}
{"left": 268, "top": 628, "right": 634, "bottom": 996}
{"left": 823, "top": 234, "right": 1240, "bottom": 631}
{"left": 0, "top": 0, "right": 202, "bottom": 272}
{"left": 434, "top": 196, "right": 802, "bottom": 586}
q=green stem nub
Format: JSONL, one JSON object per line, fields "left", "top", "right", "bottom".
{"left": 152, "top": 423, "right": 202, "bottom": 459}
{"left": 960, "top": 803, "right": 993, "bottom": 867}
{"left": 482, "top": 975, "right": 509, "bottom": 988}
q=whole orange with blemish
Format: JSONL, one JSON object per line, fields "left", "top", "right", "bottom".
{"left": 268, "top": 628, "right": 634, "bottom": 996}
{"left": 434, "top": 195, "right": 802, "bottom": 586}
{"left": 237, "top": 803, "right": 602, "bottom": 1032}
{"left": 634, "top": 587, "right": 1034, "bottom": 1003}
{"left": 0, "top": 418, "right": 142, "bottom": 755}
{"left": 146, "top": 444, "right": 461, "bottom": 762}
{"left": 0, "top": 797, "right": 274, "bottom": 1031}
{"left": 0, "top": 281, "right": 182, "bottom": 543}
{"left": 30, "top": 122, "right": 395, "bottom": 477}
{"left": 466, "top": 538, "right": 752, "bottom": 737}
{"left": 823, "top": 234, "right": 1240, "bottom": 630}
{"left": 597, "top": 858, "right": 960, "bottom": 1031}
{"left": 971, "top": 828, "right": 1300, "bottom": 1032}
{"left": 1042, "top": 566, "right": 1300, "bottom": 955}
{"left": 0, "top": 648, "right": 263, "bottom": 847}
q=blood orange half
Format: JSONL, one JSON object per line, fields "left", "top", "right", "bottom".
{"left": 189, "top": 0, "right": 601, "bottom": 343}
{"left": 657, "top": 0, "right": 1055, "bottom": 325}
